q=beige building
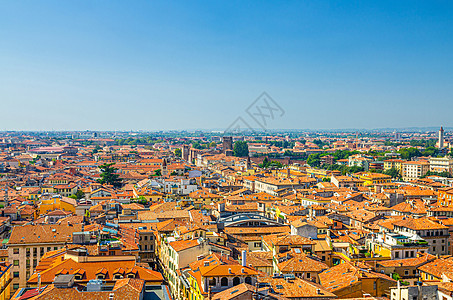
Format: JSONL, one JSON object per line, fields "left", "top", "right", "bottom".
{"left": 429, "top": 157, "right": 453, "bottom": 175}
{"left": 402, "top": 161, "right": 429, "bottom": 181}
{"left": 384, "top": 159, "right": 404, "bottom": 174}
{"left": 159, "top": 238, "right": 210, "bottom": 299}
{"left": 7, "top": 224, "right": 82, "bottom": 291}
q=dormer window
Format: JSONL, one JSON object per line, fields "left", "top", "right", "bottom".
{"left": 96, "top": 268, "right": 108, "bottom": 280}
{"left": 113, "top": 267, "right": 125, "bottom": 280}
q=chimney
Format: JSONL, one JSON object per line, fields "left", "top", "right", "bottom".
{"left": 241, "top": 250, "right": 247, "bottom": 267}
{"left": 37, "top": 273, "right": 41, "bottom": 294}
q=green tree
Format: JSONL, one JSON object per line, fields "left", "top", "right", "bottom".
{"left": 307, "top": 153, "right": 321, "bottom": 167}
{"left": 154, "top": 169, "right": 162, "bottom": 176}
{"left": 423, "top": 147, "right": 439, "bottom": 157}
{"left": 399, "top": 148, "right": 422, "bottom": 160}
{"left": 421, "top": 170, "right": 452, "bottom": 178}
{"left": 384, "top": 167, "right": 401, "bottom": 179}
{"left": 98, "top": 163, "right": 122, "bottom": 187}
{"left": 69, "top": 189, "right": 85, "bottom": 200}
{"left": 209, "top": 141, "right": 217, "bottom": 148}
{"left": 174, "top": 148, "right": 182, "bottom": 157}
{"left": 260, "top": 157, "right": 270, "bottom": 168}
{"left": 92, "top": 145, "right": 102, "bottom": 154}
{"left": 233, "top": 141, "right": 249, "bottom": 157}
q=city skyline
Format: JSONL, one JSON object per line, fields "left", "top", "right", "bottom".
{"left": 1, "top": 1, "right": 453, "bottom": 131}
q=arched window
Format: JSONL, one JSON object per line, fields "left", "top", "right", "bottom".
{"left": 245, "top": 276, "right": 252, "bottom": 284}
{"left": 233, "top": 277, "right": 240, "bottom": 286}
{"left": 221, "top": 277, "right": 228, "bottom": 286}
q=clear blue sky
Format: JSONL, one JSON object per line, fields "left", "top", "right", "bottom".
{"left": 1, "top": 1, "right": 453, "bottom": 131}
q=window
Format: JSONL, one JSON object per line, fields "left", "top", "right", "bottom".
{"left": 13, "top": 284, "right": 19, "bottom": 290}
{"left": 144, "top": 236, "right": 148, "bottom": 241}
{"left": 404, "top": 270, "right": 409, "bottom": 276}
{"left": 245, "top": 277, "right": 252, "bottom": 285}
{"left": 221, "top": 277, "right": 228, "bottom": 286}
{"left": 13, "top": 260, "right": 19, "bottom": 266}
{"left": 13, "top": 272, "right": 19, "bottom": 278}
{"left": 233, "top": 277, "right": 240, "bottom": 286}
{"left": 395, "top": 252, "right": 400, "bottom": 258}
{"left": 209, "top": 278, "right": 216, "bottom": 286}
{"left": 75, "top": 275, "right": 82, "bottom": 280}
{"left": 307, "top": 273, "right": 311, "bottom": 278}
{"left": 13, "top": 248, "right": 19, "bottom": 255}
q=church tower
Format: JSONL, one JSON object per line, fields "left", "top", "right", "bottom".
{"left": 439, "top": 126, "right": 445, "bottom": 149}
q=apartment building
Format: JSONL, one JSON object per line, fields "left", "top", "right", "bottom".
{"left": 159, "top": 238, "right": 210, "bottom": 299}
{"left": 254, "top": 177, "right": 310, "bottom": 196}
{"left": 384, "top": 159, "right": 404, "bottom": 174}
{"left": 7, "top": 224, "right": 82, "bottom": 291}
{"left": 393, "top": 218, "right": 449, "bottom": 256}
{"left": 429, "top": 157, "right": 453, "bottom": 174}
{"left": 402, "top": 161, "right": 429, "bottom": 181}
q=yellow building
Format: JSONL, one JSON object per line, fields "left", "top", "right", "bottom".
{"left": 133, "top": 186, "right": 164, "bottom": 202}
{"left": 357, "top": 173, "right": 392, "bottom": 186}
{"left": 306, "top": 168, "right": 341, "bottom": 179}
{"left": 383, "top": 159, "right": 404, "bottom": 174}
{"left": 0, "top": 262, "right": 11, "bottom": 300}
{"left": 38, "top": 194, "right": 77, "bottom": 216}
{"left": 189, "top": 189, "right": 223, "bottom": 208}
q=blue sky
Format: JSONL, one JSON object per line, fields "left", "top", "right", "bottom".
{"left": 1, "top": 1, "right": 453, "bottom": 131}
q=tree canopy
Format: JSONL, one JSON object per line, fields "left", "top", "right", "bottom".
{"left": 233, "top": 141, "right": 249, "bottom": 157}
{"left": 98, "top": 163, "right": 122, "bottom": 187}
